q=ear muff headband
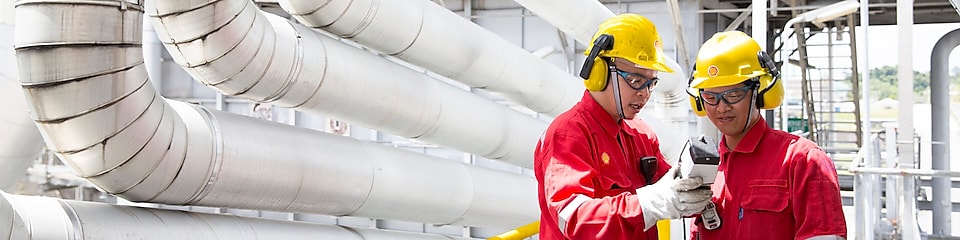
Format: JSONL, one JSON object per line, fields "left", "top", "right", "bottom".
{"left": 581, "top": 34, "right": 614, "bottom": 91}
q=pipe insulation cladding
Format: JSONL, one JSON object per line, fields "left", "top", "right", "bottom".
{"left": 14, "top": 0, "right": 536, "bottom": 230}
{"left": 0, "top": 191, "right": 475, "bottom": 240}
{"left": 147, "top": 0, "right": 544, "bottom": 169}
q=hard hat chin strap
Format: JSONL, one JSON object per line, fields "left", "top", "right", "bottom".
{"left": 742, "top": 92, "right": 756, "bottom": 134}
{"left": 609, "top": 61, "right": 626, "bottom": 121}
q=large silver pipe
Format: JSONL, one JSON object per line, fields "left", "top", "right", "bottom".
{"left": 0, "top": 25, "right": 44, "bottom": 191}
{"left": 142, "top": 16, "right": 163, "bottom": 95}
{"left": 510, "top": 0, "right": 691, "bottom": 160}
{"left": 276, "top": 0, "right": 582, "bottom": 117}
{"left": 0, "top": 191, "right": 474, "bottom": 240}
{"left": 0, "top": 76, "right": 43, "bottom": 192}
{"left": 147, "top": 0, "right": 542, "bottom": 168}
{"left": 930, "top": 27, "right": 960, "bottom": 237}
{"left": 15, "top": 0, "right": 536, "bottom": 229}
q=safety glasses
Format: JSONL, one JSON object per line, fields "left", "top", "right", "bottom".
{"left": 615, "top": 68, "right": 659, "bottom": 91}
{"left": 700, "top": 85, "right": 753, "bottom": 106}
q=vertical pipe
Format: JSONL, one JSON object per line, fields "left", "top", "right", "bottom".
{"left": 930, "top": 28, "right": 960, "bottom": 237}
{"left": 142, "top": 17, "right": 163, "bottom": 94}
{"left": 858, "top": 1, "right": 874, "bottom": 238}
{"left": 860, "top": 0, "right": 872, "bottom": 164}
{"left": 871, "top": 138, "right": 883, "bottom": 240}
{"left": 896, "top": 0, "right": 915, "bottom": 171}
{"left": 752, "top": 0, "right": 766, "bottom": 49}
{"left": 884, "top": 122, "right": 899, "bottom": 222}
{"left": 854, "top": 159, "right": 867, "bottom": 239}
{"left": 666, "top": 0, "right": 690, "bottom": 69}
{"left": 752, "top": 0, "right": 770, "bottom": 128}
{"left": 895, "top": 0, "right": 920, "bottom": 236}
{"left": 827, "top": 27, "right": 835, "bottom": 144}
{"left": 848, "top": 14, "right": 864, "bottom": 148}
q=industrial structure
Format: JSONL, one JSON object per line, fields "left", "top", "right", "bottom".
{"left": 1, "top": 0, "right": 959, "bottom": 239}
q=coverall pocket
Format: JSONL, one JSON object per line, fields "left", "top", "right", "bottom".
{"left": 741, "top": 179, "right": 789, "bottom": 212}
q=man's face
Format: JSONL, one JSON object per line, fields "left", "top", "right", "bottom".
{"left": 700, "top": 83, "right": 757, "bottom": 136}
{"left": 605, "top": 59, "right": 658, "bottom": 120}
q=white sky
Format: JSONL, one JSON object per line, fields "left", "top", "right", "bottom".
{"left": 860, "top": 22, "right": 960, "bottom": 72}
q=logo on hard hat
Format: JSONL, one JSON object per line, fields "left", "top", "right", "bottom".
{"left": 708, "top": 65, "right": 720, "bottom": 77}
{"left": 654, "top": 40, "right": 662, "bottom": 50}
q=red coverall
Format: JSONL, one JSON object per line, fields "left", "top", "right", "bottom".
{"left": 691, "top": 118, "right": 847, "bottom": 239}
{"left": 535, "top": 91, "right": 671, "bottom": 239}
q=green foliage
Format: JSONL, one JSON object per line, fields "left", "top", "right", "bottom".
{"left": 952, "top": 66, "right": 960, "bottom": 86}
{"left": 866, "top": 66, "right": 930, "bottom": 102}
{"left": 843, "top": 66, "right": 960, "bottom": 102}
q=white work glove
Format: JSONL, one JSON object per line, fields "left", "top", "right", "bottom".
{"left": 636, "top": 165, "right": 713, "bottom": 230}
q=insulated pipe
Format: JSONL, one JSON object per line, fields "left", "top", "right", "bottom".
{"left": 895, "top": 0, "right": 920, "bottom": 237}
{"left": 648, "top": 59, "right": 689, "bottom": 161}
{"left": 0, "top": 23, "right": 44, "bottom": 192}
{"left": 142, "top": 16, "right": 163, "bottom": 94}
{"left": 0, "top": 191, "right": 474, "bottom": 240}
{"left": 276, "top": 0, "right": 582, "bottom": 117}
{"left": 147, "top": 0, "right": 543, "bottom": 168}
{"left": 510, "top": 0, "right": 606, "bottom": 45}
{"left": 510, "top": 0, "right": 690, "bottom": 160}
{"left": 15, "top": 0, "right": 536, "bottom": 229}
{"left": 0, "top": 71, "right": 43, "bottom": 192}
{"left": 930, "top": 27, "right": 960, "bottom": 236}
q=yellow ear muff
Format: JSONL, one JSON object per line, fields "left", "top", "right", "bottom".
{"left": 686, "top": 64, "right": 707, "bottom": 116}
{"left": 755, "top": 51, "right": 783, "bottom": 109}
{"left": 584, "top": 58, "right": 609, "bottom": 91}
{"left": 580, "top": 34, "right": 614, "bottom": 91}
{"left": 757, "top": 75, "right": 784, "bottom": 110}
{"left": 688, "top": 89, "right": 707, "bottom": 117}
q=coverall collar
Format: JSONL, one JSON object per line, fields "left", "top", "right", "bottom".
{"left": 581, "top": 91, "right": 629, "bottom": 138}
{"left": 719, "top": 117, "right": 768, "bottom": 154}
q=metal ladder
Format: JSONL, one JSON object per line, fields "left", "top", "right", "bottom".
{"left": 792, "top": 16, "right": 864, "bottom": 164}
{"left": 785, "top": 15, "right": 863, "bottom": 190}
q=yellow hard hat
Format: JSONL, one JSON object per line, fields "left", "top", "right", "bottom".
{"left": 580, "top": 14, "right": 674, "bottom": 91}
{"left": 687, "top": 31, "right": 783, "bottom": 116}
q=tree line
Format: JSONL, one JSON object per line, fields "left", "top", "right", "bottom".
{"left": 849, "top": 66, "right": 960, "bottom": 103}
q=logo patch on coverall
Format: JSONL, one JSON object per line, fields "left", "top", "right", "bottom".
{"left": 601, "top": 152, "right": 610, "bottom": 165}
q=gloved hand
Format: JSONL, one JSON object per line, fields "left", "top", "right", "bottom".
{"left": 636, "top": 164, "right": 713, "bottom": 230}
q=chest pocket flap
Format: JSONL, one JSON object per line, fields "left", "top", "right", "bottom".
{"left": 741, "top": 179, "right": 789, "bottom": 212}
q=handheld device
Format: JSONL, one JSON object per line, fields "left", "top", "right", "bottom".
{"left": 678, "top": 135, "right": 722, "bottom": 230}
{"left": 679, "top": 135, "right": 720, "bottom": 187}
{"left": 701, "top": 202, "right": 721, "bottom": 230}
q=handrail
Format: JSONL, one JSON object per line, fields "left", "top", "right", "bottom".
{"left": 846, "top": 128, "right": 959, "bottom": 239}
{"left": 848, "top": 167, "right": 960, "bottom": 177}
{"left": 487, "top": 221, "right": 539, "bottom": 240}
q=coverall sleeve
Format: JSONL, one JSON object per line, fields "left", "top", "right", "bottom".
{"left": 539, "top": 131, "right": 647, "bottom": 239}
{"left": 790, "top": 147, "right": 847, "bottom": 239}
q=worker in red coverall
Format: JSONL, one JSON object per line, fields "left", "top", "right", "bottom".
{"left": 534, "top": 13, "right": 713, "bottom": 239}
{"left": 686, "top": 31, "right": 847, "bottom": 239}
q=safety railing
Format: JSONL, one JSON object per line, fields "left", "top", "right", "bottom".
{"left": 848, "top": 123, "right": 960, "bottom": 240}
{"left": 487, "top": 219, "right": 684, "bottom": 239}
{"left": 488, "top": 221, "right": 539, "bottom": 240}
